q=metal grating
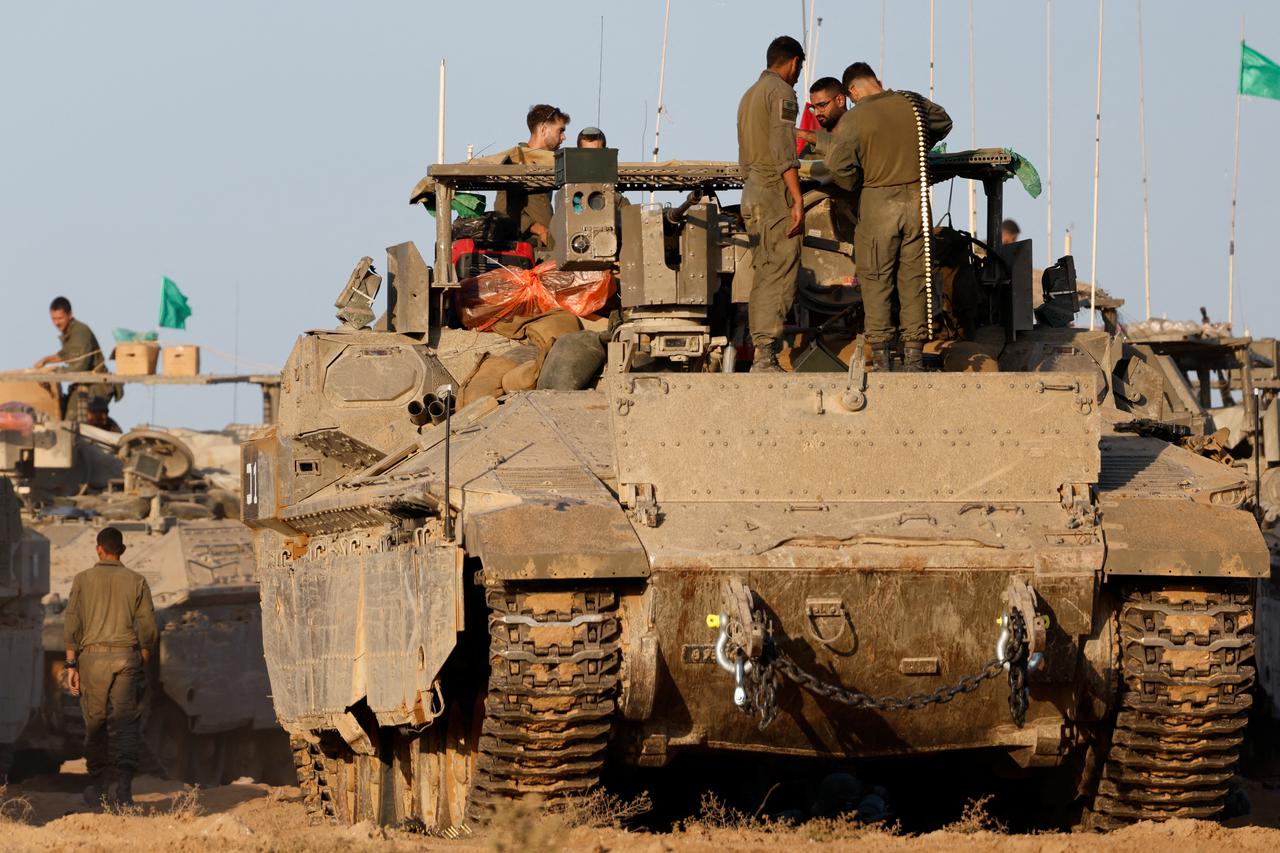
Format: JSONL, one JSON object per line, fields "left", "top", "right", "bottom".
{"left": 1098, "top": 438, "right": 1193, "bottom": 494}
{"left": 494, "top": 466, "right": 599, "bottom": 495}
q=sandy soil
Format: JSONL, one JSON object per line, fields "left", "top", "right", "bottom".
{"left": 6, "top": 764, "right": 1280, "bottom": 852}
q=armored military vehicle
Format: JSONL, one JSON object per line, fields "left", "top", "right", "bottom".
{"left": 245, "top": 148, "right": 1265, "bottom": 830}
{"left": 0, "top": 452, "right": 49, "bottom": 779}
{"left": 0, "top": 380, "right": 293, "bottom": 786}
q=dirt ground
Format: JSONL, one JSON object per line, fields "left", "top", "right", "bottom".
{"left": 6, "top": 764, "right": 1280, "bottom": 852}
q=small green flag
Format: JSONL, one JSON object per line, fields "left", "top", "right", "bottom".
{"left": 159, "top": 276, "right": 192, "bottom": 329}
{"left": 1241, "top": 42, "right": 1280, "bottom": 100}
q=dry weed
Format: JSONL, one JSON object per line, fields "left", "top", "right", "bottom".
{"left": 0, "top": 784, "right": 34, "bottom": 825}
{"left": 945, "top": 794, "right": 1006, "bottom": 834}
{"left": 560, "top": 788, "right": 654, "bottom": 829}
{"left": 484, "top": 794, "right": 568, "bottom": 853}
{"left": 101, "top": 799, "right": 145, "bottom": 818}
{"left": 166, "top": 785, "right": 203, "bottom": 820}
{"left": 678, "top": 791, "right": 756, "bottom": 832}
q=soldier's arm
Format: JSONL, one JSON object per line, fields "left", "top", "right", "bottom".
{"left": 135, "top": 578, "right": 158, "bottom": 661}
{"left": 58, "top": 324, "right": 96, "bottom": 372}
{"left": 63, "top": 575, "right": 82, "bottom": 655}
{"left": 924, "top": 99, "right": 953, "bottom": 146}
{"left": 824, "top": 116, "right": 864, "bottom": 194}
{"left": 767, "top": 85, "right": 804, "bottom": 235}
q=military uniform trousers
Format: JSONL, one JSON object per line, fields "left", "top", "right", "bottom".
{"left": 744, "top": 182, "right": 802, "bottom": 347}
{"left": 79, "top": 648, "right": 145, "bottom": 781}
{"left": 855, "top": 183, "right": 930, "bottom": 345}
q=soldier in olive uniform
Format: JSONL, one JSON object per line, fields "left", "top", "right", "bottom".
{"left": 64, "top": 526, "right": 157, "bottom": 807}
{"left": 33, "top": 296, "right": 116, "bottom": 421}
{"left": 493, "top": 104, "right": 570, "bottom": 250}
{"left": 798, "top": 76, "right": 848, "bottom": 158}
{"left": 737, "top": 36, "right": 806, "bottom": 373}
{"left": 825, "top": 63, "right": 952, "bottom": 371}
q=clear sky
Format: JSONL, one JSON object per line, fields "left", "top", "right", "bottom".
{"left": 2, "top": 0, "right": 1278, "bottom": 431}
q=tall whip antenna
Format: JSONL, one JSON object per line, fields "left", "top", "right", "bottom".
{"left": 1228, "top": 16, "right": 1245, "bottom": 330}
{"left": 1045, "top": 0, "right": 1054, "bottom": 262}
{"left": 967, "top": 0, "right": 977, "bottom": 237}
{"left": 1088, "top": 0, "right": 1105, "bottom": 331}
{"left": 650, "top": 0, "right": 672, "bottom": 203}
{"left": 436, "top": 60, "right": 446, "bottom": 165}
{"left": 929, "top": 0, "right": 936, "bottom": 100}
{"left": 597, "top": 16, "right": 605, "bottom": 126}
{"left": 1137, "top": 0, "right": 1152, "bottom": 319}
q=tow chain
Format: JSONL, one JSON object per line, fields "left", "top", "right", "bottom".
{"left": 731, "top": 609, "right": 1032, "bottom": 731}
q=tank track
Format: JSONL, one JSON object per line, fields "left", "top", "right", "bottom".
{"left": 1090, "top": 585, "right": 1254, "bottom": 827}
{"left": 292, "top": 735, "right": 347, "bottom": 822}
{"left": 466, "top": 586, "right": 620, "bottom": 821}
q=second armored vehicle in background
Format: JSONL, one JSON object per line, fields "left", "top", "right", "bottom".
{"left": 0, "top": 376, "right": 293, "bottom": 786}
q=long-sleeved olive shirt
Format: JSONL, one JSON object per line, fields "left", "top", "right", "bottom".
{"left": 64, "top": 559, "right": 158, "bottom": 651}
{"left": 737, "top": 70, "right": 801, "bottom": 195}
{"left": 57, "top": 318, "right": 106, "bottom": 373}
{"left": 825, "top": 90, "right": 953, "bottom": 193}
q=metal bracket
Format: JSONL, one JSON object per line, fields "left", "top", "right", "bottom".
{"left": 630, "top": 483, "right": 659, "bottom": 528}
{"left": 839, "top": 334, "right": 867, "bottom": 411}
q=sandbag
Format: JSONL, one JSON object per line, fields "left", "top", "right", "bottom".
{"left": 537, "top": 331, "right": 607, "bottom": 390}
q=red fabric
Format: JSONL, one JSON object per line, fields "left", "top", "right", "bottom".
{"left": 457, "top": 260, "right": 615, "bottom": 331}
{"left": 797, "top": 101, "right": 820, "bottom": 156}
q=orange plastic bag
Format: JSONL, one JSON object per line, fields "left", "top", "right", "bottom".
{"left": 457, "top": 260, "right": 614, "bottom": 331}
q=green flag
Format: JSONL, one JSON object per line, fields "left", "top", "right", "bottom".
{"left": 1241, "top": 42, "right": 1280, "bottom": 100}
{"left": 159, "top": 276, "right": 192, "bottom": 329}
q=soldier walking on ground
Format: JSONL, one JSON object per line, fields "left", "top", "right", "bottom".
{"left": 825, "top": 63, "right": 951, "bottom": 371}
{"left": 737, "top": 35, "right": 806, "bottom": 373}
{"left": 64, "top": 526, "right": 157, "bottom": 807}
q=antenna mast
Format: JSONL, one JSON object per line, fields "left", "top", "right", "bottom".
{"left": 1045, "top": 0, "right": 1054, "bottom": 262}
{"left": 650, "top": 0, "right": 672, "bottom": 203}
{"left": 437, "top": 60, "right": 446, "bottom": 165}
{"left": 1137, "top": 0, "right": 1152, "bottom": 319}
{"left": 1088, "top": 0, "right": 1105, "bottom": 331}
{"left": 967, "top": 0, "right": 977, "bottom": 237}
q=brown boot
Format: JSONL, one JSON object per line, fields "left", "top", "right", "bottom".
{"left": 902, "top": 342, "right": 924, "bottom": 372}
{"left": 870, "top": 344, "right": 893, "bottom": 372}
{"left": 751, "top": 342, "right": 782, "bottom": 373}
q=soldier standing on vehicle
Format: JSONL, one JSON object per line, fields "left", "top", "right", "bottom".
{"left": 494, "top": 104, "right": 570, "bottom": 249}
{"left": 32, "top": 296, "right": 116, "bottom": 421}
{"left": 825, "top": 63, "right": 952, "bottom": 371}
{"left": 64, "top": 526, "right": 157, "bottom": 807}
{"left": 737, "top": 35, "right": 806, "bottom": 373}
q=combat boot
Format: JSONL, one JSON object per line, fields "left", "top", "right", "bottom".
{"left": 110, "top": 771, "right": 134, "bottom": 807}
{"left": 82, "top": 782, "right": 104, "bottom": 808}
{"left": 870, "top": 344, "right": 893, "bottom": 372}
{"left": 751, "top": 342, "right": 782, "bottom": 373}
{"left": 901, "top": 342, "right": 925, "bottom": 373}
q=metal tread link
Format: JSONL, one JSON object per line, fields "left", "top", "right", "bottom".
{"left": 466, "top": 587, "right": 620, "bottom": 820}
{"left": 1090, "top": 586, "right": 1254, "bottom": 828}
{"left": 292, "top": 735, "right": 343, "bottom": 822}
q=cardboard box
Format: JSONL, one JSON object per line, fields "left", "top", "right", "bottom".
{"left": 162, "top": 345, "right": 200, "bottom": 377}
{"left": 113, "top": 342, "right": 160, "bottom": 376}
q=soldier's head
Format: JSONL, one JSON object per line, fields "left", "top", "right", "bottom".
{"left": 842, "top": 62, "right": 883, "bottom": 103}
{"left": 809, "top": 77, "right": 847, "bottom": 130}
{"left": 576, "top": 127, "right": 607, "bottom": 149}
{"left": 526, "top": 104, "right": 570, "bottom": 151}
{"left": 1002, "top": 219, "right": 1022, "bottom": 245}
{"left": 96, "top": 526, "right": 125, "bottom": 560}
{"left": 49, "top": 296, "right": 73, "bottom": 333}
{"left": 766, "top": 36, "right": 805, "bottom": 86}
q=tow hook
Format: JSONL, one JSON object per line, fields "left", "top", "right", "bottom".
{"left": 708, "top": 613, "right": 751, "bottom": 708}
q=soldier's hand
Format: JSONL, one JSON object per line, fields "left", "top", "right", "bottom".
{"left": 68, "top": 668, "right": 80, "bottom": 696}
{"left": 787, "top": 203, "right": 805, "bottom": 238}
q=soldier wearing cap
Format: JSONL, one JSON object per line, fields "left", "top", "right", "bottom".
{"left": 576, "top": 126, "right": 607, "bottom": 148}
{"left": 737, "top": 36, "right": 806, "bottom": 372}
{"left": 64, "top": 526, "right": 157, "bottom": 807}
